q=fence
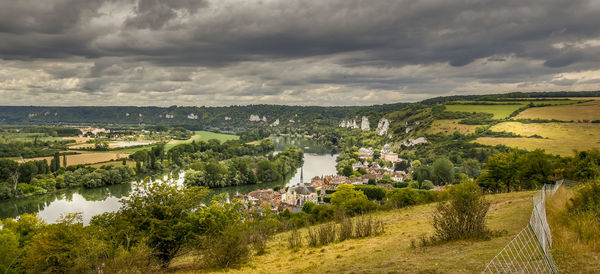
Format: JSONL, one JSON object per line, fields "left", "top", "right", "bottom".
{"left": 482, "top": 182, "right": 562, "bottom": 273}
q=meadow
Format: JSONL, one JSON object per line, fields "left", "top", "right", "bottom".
{"left": 171, "top": 191, "right": 536, "bottom": 273}
{"left": 474, "top": 122, "right": 600, "bottom": 156}
{"left": 23, "top": 152, "right": 130, "bottom": 167}
{"left": 443, "top": 104, "right": 523, "bottom": 119}
{"left": 547, "top": 186, "right": 600, "bottom": 273}
{"left": 164, "top": 130, "right": 239, "bottom": 151}
{"left": 426, "top": 119, "right": 481, "bottom": 135}
{"left": 514, "top": 100, "right": 600, "bottom": 121}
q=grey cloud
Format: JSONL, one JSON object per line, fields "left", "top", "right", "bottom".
{"left": 0, "top": 0, "right": 600, "bottom": 106}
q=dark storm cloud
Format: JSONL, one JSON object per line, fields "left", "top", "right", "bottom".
{"left": 0, "top": 0, "right": 599, "bottom": 106}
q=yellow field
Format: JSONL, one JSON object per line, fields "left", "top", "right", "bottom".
{"left": 426, "top": 119, "right": 480, "bottom": 135}
{"left": 474, "top": 122, "right": 600, "bottom": 156}
{"left": 514, "top": 100, "right": 600, "bottom": 121}
{"left": 23, "top": 152, "right": 130, "bottom": 167}
{"left": 171, "top": 191, "right": 536, "bottom": 273}
{"left": 87, "top": 159, "right": 136, "bottom": 168}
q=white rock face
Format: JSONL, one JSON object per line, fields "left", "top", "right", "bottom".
{"left": 165, "top": 114, "right": 174, "bottom": 119}
{"left": 138, "top": 113, "right": 143, "bottom": 117}
{"left": 289, "top": 119, "right": 295, "bottom": 123}
{"left": 402, "top": 137, "right": 428, "bottom": 147}
{"left": 187, "top": 113, "right": 198, "bottom": 119}
{"left": 28, "top": 113, "right": 36, "bottom": 118}
{"left": 376, "top": 118, "right": 390, "bottom": 136}
{"left": 339, "top": 119, "right": 359, "bottom": 129}
{"left": 361, "top": 116, "right": 370, "bottom": 131}
{"left": 224, "top": 116, "right": 231, "bottom": 121}
{"left": 261, "top": 116, "right": 268, "bottom": 122}
{"left": 271, "top": 119, "right": 280, "bottom": 127}
{"left": 249, "top": 114, "right": 261, "bottom": 122}
{"left": 405, "top": 127, "right": 413, "bottom": 133}
{"left": 125, "top": 113, "right": 130, "bottom": 117}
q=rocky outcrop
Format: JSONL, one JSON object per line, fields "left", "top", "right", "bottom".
{"left": 271, "top": 119, "right": 280, "bottom": 126}
{"left": 224, "top": 116, "right": 231, "bottom": 120}
{"left": 261, "top": 116, "right": 268, "bottom": 122}
{"left": 339, "top": 119, "right": 359, "bottom": 129}
{"left": 402, "top": 137, "right": 428, "bottom": 147}
{"left": 187, "top": 113, "right": 198, "bottom": 119}
{"left": 165, "top": 114, "right": 174, "bottom": 119}
{"left": 376, "top": 118, "right": 390, "bottom": 136}
{"left": 361, "top": 116, "right": 370, "bottom": 131}
{"left": 249, "top": 114, "right": 261, "bottom": 122}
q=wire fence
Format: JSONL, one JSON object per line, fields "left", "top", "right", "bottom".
{"left": 482, "top": 182, "right": 562, "bottom": 273}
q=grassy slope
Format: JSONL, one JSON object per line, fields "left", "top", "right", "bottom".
{"left": 547, "top": 186, "right": 600, "bottom": 273}
{"left": 170, "top": 191, "right": 536, "bottom": 273}
{"left": 444, "top": 104, "right": 523, "bottom": 119}
{"left": 164, "top": 131, "right": 239, "bottom": 151}
{"left": 474, "top": 122, "right": 600, "bottom": 156}
{"left": 514, "top": 100, "right": 600, "bottom": 121}
{"left": 426, "top": 119, "right": 480, "bottom": 135}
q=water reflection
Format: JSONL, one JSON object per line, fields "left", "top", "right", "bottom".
{"left": 0, "top": 136, "right": 338, "bottom": 225}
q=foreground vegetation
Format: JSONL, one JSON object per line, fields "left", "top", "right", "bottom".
{"left": 171, "top": 191, "right": 535, "bottom": 273}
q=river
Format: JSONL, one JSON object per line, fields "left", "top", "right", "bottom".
{"left": 0, "top": 136, "right": 338, "bottom": 224}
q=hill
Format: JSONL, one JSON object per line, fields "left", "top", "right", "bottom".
{"left": 170, "top": 191, "right": 535, "bottom": 273}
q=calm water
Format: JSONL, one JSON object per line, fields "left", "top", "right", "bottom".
{"left": 0, "top": 136, "right": 337, "bottom": 224}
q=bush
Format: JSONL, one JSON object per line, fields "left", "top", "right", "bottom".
{"left": 432, "top": 181, "right": 490, "bottom": 241}
{"left": 354, "top": 185, "right": 387, "bottom": 200}
{"left": 385, "top": 187, "right": 418, "bottom": 208}
{"left": 201, "top": 225, "right": 251, "bottom": 268}
{"left": 567, "top": 180, "right": 600, "bottom": 242}
{"left": 287, "top": 229, "right": 302, "bottom": 250}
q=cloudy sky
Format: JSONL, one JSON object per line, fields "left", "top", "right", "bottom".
{"left": 1, "top": 0, "right": 599, "bottom": 106}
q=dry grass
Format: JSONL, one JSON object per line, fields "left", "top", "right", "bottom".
{"left": 474, "top": 122, "right": 600, "bottom": 156}
{"left": 514, "top": 100, "right": 600, "bottom": 121}
{"left": 23, "top": 152, "right": 130, "bottom": 167}
{"left": 426, "top": 119, "right": 480, "bottom": 135}
{"left": 170, "top": 191, "right": 536, "bottom": 273}
{"left": 546, "top": 186, "right": 600, "bottom": 273}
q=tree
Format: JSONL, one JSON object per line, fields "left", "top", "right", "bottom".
{"left": 461, "top": 159, "right": 481, "bottom": 178}
{"left": 117, "top": 181, "right": 209, "bottom": 267}
{"left": 0, "top": 229, "right": 20, "bottom": 274}
{"left": 477, "top": 151, "right": 521, "bottom": 192}
{"left": 432, "top": 158, "right": 455, "bottom": 185}
{"left": 62, "top": 154, "right": 67, "bottom": 168}
{"left": 330, "top": 184, "right": 375, "bottom": 215}
{"left": 341, "top": 164, "right": 353, "bottom": 177}
{"left": 22, "top": 214, "right": 106, "bottom": 273}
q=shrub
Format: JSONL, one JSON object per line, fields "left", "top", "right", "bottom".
{"left": 385, "top": 187, "right": 418, "bottom": 208}
{"left": 287, "top": 229, "right": 302, "bottom": 250}
{"left": 337, "top": 217, "right": 353, "bottom": 242}
{"left": 317, "top": 223, "right": 336, "bottom": 246}
{"left": 201, "top": 225, "right": 251, "bottom": 268}
{"left": 432, "top": 181, "right": 490, "bottom": 241}
{"left": 354, "top": 185, "right": 387, "bottom": 200}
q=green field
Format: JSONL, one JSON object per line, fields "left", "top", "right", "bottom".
{"left": 164, "top": 131, "right": 239, "bottom": 151}
{"left": 451, "top": 100, "right": 581, "bottom": 106}
{"left": 444, "top": 104, "right": 523, "bottom": 119}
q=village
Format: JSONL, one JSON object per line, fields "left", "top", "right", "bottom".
{"left": 234, "top": 144, "right": 415, "bottom": 213}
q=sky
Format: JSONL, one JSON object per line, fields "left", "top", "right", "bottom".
{"left": 0, "top": 0, "right": 599, "bottom": 106}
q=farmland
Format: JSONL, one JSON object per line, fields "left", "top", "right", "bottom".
{"left": 164, "top": 130, "right": 239, "bottom": 151}
{"left": 474, "top": 122, "right": 600, "bottom": 156}
{"left": 513, "top": 100, "right": 600, "bottom": 121}
{"left": 426, "top": 119, "right": 480, "bottom": 135}
{"left": 443, "top": 104, "right": 523, "bottom": 119}
{"left": 22, "top": 152, "right": 130, "bottom": 167}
